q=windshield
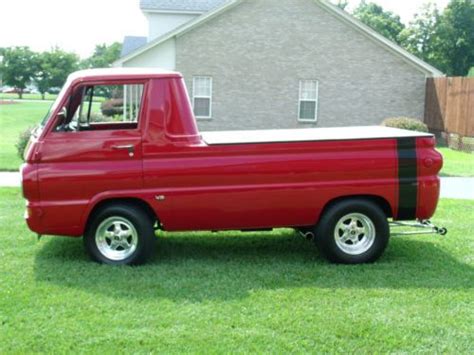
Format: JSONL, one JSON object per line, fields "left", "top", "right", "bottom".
{"left": 39, "top": 78, "right": 72, "bottom": 128}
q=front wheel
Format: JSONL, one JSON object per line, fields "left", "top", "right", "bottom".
{"left": 84, "top": 204, "right": 156, "bottom": 265}
{"left": 314, "top": 199, "right": 389, "bottom": 264}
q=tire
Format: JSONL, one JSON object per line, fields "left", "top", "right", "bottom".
{"left": 314, "top": 199, "right": 389, "bottom": 264}
{"left": 84, "top": 204, "right": 156, "bottom": 265}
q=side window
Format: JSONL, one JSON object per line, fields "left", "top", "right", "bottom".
{"left": 66, "top": 83, "right": 144, "bottom": 131}
{"left": 298, "top": 80, "right": 318, "bottom": 122}
{"left": 192, "top": 76, "right": 212, "bottom": 119}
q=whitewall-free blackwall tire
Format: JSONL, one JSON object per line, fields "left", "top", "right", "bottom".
{"left": 84, "top": 204, "right": 156, "bottom": 265}
{"left": 314, "top": 199, "right": 389, "bottom": 264}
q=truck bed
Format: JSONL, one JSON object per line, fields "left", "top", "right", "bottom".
{"left": 202, "top": 126, "right": 432, "bottom": 145}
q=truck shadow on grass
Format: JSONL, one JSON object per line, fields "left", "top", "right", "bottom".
{"left": 33, "top": 230, "right": 473, "bottom": 302}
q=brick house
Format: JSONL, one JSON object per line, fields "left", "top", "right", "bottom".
{"left": 115, "top": 0, "right": 443, "bottom": 131}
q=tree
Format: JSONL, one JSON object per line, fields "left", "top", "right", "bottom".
{"left": 0, "top": 47, "right": 38, "bottom": 99}
{"left": 335, "top": 0, "right": 349, "bottom": 11}
{"left": 0, "top": 47, "right": 5, "bottom": 87}
{"left": 353, "top": 1, "right": 405, "bottom": 45}
{"left": 35, "top": 48, "right": 79, "bottom": 99}
{"left": 398, "top": 3, "right": 441, "bottom": 63}
{"left": 81, "top": 42, "right": 122, "bottom": 69}
{"left": 431, "top": 0, "right": 474, "bottom": 76}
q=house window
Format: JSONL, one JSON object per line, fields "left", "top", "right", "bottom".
{"left": 298, "top": 80, "right": 319, "bottom": 122}
{"left": 192, "top": 76, "right": 212, "bottom": 119}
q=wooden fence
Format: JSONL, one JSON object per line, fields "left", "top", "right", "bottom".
{"left": 425, "top": 77, "right": 474, "bottom": 137}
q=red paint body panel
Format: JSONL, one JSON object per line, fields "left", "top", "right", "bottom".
{"left": 142, "top": 139, "right": 399, "bottom": 231}
{"left": 416, "top": 137, "right": 443, "bottom": 220}
{"left": 21, "top": 69, "right": 442, "bottom": 237}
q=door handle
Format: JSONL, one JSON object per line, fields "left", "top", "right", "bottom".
{"left": 111, "top": 144, "right": 135, "bottom": 157}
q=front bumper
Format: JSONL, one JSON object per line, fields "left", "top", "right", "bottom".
{"left": 24, "top": 201, "right": 44, "bottom": 235}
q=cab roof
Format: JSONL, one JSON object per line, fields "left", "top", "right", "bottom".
{"left": 67, "top": 68, "right": 182, "bottom": 82}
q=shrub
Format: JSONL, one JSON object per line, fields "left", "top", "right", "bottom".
{"left": 88, "top": 112, "right": 108, "bottom": 123}
{"left": 101, "top": 98, "right": 123, "bottom": 117}
{"left": 382, "top": 117, "right": 429, "bottom": 132}
{"left": 16, "top": 126, "right": 35, "bottom": 160}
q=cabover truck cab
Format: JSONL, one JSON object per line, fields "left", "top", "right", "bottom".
{"left": 22, "top": 68, "right": 443, "bottom": 265}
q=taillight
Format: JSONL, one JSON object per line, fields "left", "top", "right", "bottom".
{"left": 417, "top": 137, "right": 443, "bottom": 176}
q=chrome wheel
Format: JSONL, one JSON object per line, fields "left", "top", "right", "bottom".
{"left": 95, "top": 216, "right": 138, "bottom": 261}
{"left": 334, "top": 213, "right": 376, "bottom": 255}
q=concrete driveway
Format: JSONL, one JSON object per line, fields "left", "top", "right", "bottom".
{"left": 1, "top": 172, "right": 473, "bottom": 200}
{"left": 0, "top": 172, "right": 21, "bottom": 187}
{"left": 440, "top": 177, "right": 474, "bottom": 200}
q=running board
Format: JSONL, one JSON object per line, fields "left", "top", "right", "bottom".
{"left": 390, "top": 220, "right": 447, "bottom": 236}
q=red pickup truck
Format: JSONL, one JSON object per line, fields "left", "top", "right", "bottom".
{"left": 22, "top": 68, "right": 443, "bottom": 265}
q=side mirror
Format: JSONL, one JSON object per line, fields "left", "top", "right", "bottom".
{"left": 58, "top": 106, "right": 67, "bottom": 118}
{"left": 53, "top": 106, "right": 69, "bottom": 132}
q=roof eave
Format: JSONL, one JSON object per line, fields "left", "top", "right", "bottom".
{"left": 141, "top": 8, "right": 205, "bottom": 15}
{"left": 114, "top": 0, "right": 241, "bottom": 66}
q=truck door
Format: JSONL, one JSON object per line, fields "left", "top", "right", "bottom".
{"left": 36, "top": 82, "right": 147, "bottom": 232}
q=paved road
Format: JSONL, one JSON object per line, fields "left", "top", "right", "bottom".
{"left": 0, "top": 172, "right": 21, "bottom": 187}
{"left": 440, "top": 177, "right": 474, "bottom": 200}
{"left": 0, "top": 172, "right": 473, "bottom": 200}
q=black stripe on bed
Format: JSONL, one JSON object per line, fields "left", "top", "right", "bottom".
{"left": 397, "top": 137, "right": 418, "bottom": 220}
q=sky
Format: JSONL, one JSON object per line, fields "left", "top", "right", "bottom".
{"left": 0, "top": 0, "right": 450, "bottom": 59}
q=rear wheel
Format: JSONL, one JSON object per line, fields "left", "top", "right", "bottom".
{"left": 84, "top": 204, "right": 156, "bottom": 265}
{"left": 314, "top": 199, "right": 389, "bottom": 264}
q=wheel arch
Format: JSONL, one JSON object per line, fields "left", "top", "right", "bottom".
{"left": 317, "top": 194, "right": 393, "bottom": 225}
{"left": 83, "top": 197, "right": 158, "bottom": 235}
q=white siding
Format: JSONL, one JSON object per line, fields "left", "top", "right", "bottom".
{"left": 123, "top": 38, "right": 176, "bottom": 70}
{"left": 146, "top": 13, "right": 198, "bottom": 40}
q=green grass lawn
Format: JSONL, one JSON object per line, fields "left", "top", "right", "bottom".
{"left": 0, "top": 101, "right": 52, "bottom": 171}
{"left": 438, "top": 147, "right": 474, "bottom": 177}
{"left": 0, "top": 93, "right": 106, "bottom": 102}
{"left": 0, "top": 187, "right": 472, "bottom": 352}
{"left": 0, "top": 93, "right": 58, "bottom": 101}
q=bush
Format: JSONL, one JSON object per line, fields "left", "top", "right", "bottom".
{"left": 381, "top": 117, "right": 429, "bottom": 132}
{"left": 101, "top": 98, "right": 123, "bottom": 117}
{"left": 88, "top": 112, "right": 108, "bottom": 123}
{"left": 16, "top": 126, "right": 35, "bottom": 160}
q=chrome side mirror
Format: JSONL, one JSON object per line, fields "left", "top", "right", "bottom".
{"left": 58, "top": 106, "right": 67, "bottom": 118}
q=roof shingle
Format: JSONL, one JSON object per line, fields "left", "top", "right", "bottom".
{"left": 140, "top": 0, "right": 229, "bottom": 12}
{"left": 121, "top": 36, "right": 148, "bottom": 57}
